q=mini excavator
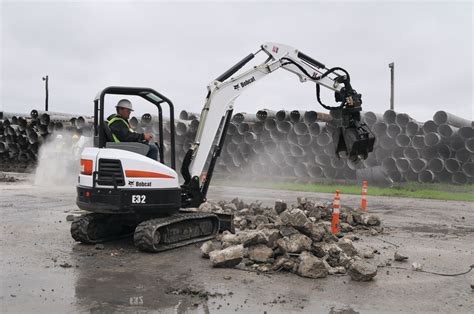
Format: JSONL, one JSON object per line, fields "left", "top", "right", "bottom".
{"left": 71, "top": 42, "right": 375, "bottom": 252}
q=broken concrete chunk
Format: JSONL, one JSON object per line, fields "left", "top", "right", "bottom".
{"left": 94, "top": 244, "right": 105, "bottom": 250}
{"left": 351, "top": 211, "right": 363, "bottom": 225}
{"left": 221, "top": 233, "right": 240, "bottom": 245}
{"left": 257, "top": 264, "right": 272, "bottom": 272}
{"left": 223, "top": 203, "right": 237, "bottom": 212}
{"left": 249, "top": 201, "right": 264, "bottom": 213}
{"left": 323, "top": 259, "right": 346, "bottom": 275}
{"left": 326, "top": 244, "right": 342, "bottom": 258}
{"left": 394, "top": 251, "right": 409, "bottom": 262}
{"left": 250, "top": 215, "right": 270, "bottom": 226}
{"left": 346, "top": 212, "right": 355, "bottom": 226}
{"left": 248, "top": 245, "right": 273, "bottom": 263}
{"left": 66, "top": 215, "right": 75, "bottom": 222}
{"left": 233, "top": 216, "right": 245, "bottom": 228}
{"left": 338, "top": 253, "right": 353, "bottom": 269}
{"left": 337, "top": 238, "right": 358, "bottom": 257}
{"left": 297, "top": 252, "right": 329, "bottom": 279}
{"left": 306, "top": 207, "right": 322, "bottom": 220}
{"left": 274, "top": 200, "right": 287, "bottom": 214}
{"left": 302, "top": 222, "right": 325, "bottom": 242}
{"left": 411, "top": 262, "right": 423, "bottom": 271}
{"left": 361, "top": 214, "right": 381, "bottom": 226}
{"left": 297, "top": 197, "right": 307, "bottom": 206}
{"left": 340, "top": 222, "right": 354, "bottom": 232}
{"left": 200, "top": 241, "right": 215, "bottom": 258}
{"left": 348, "top": 260, "right": 377, "bottom": 281}
{"left": 272, "top": 255, "right": 296, "bottom": 271}
{"left": 361, "top": 248, "right": 375, "bottom": 259}
{"left": 280, "top": 208, "right": 309, "bottom": 229}
{"left": 256, "top": 223, "right": 276, "bottom": 230}
{"left": 198, "top": 202, "right": 213, "bottom": 212}
{"left": 342, "top": 234, "right": 359, "bottom": 241}
{"left": 324, "top": 244, "right": 348, "bottom": 268}
{"left": 240, "top": 230, "right": 267, "bottom": 247}
{"left": 261, "top": 228, "right": 281, "bottom": 248}
{"left": 276, "top": 233, "right": 312, "bottom": 254}
{"left": 311, "top": 243, "right": 326, "bottom": 258}
{"left": 231, "top": 198, "right": 245, "bottom": 210}
{"left": 209, "top": 245, "right": 244, "bottom": 268}
{"left": 279, "top": 225, "right": 300, "bottom": 237}
{"left": 238, "top": 208, "right": 252, "bottom": 215}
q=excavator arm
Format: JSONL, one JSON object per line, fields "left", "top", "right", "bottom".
{"left": 180, "top": 42, "right": 374, "bottom": 207}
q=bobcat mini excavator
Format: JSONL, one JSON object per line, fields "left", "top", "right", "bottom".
{"left": 71, "top": 42, "right": 375, "bottom": 252}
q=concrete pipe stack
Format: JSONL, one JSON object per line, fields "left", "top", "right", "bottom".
{"left": 361, "top": 110, "right": 474, "bottom": 185}
{"left": 211, "top": 109, "right": 360, "bottom": 183}
{"left": 177, "top": 109, "right": 473, "bottom": 185}
{"left": 1, "top": 108, "right": 472, "bottom": 186}
{"left": 0, "top": 110, "right": 93, "bottom": 172}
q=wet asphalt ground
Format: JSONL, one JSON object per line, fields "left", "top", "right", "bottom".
{"left": 1, "top": 175, "right": 473, "bottom": 313}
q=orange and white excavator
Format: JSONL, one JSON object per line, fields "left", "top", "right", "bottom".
{"left": 72, "top": 42, "right": 375, "bottom": 252}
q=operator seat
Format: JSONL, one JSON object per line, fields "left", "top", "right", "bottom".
{"left": 102, "top": 121, "right": 150, "bottom": 156}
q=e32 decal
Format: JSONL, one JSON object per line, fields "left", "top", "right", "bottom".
{"left": 132, "top": 195, "right": 146, "bottom": 204}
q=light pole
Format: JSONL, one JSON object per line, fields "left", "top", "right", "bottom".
{"left": 388, "top": 63, "right": 394, "bottom": 110}
{"left": 42, "top": 75, "right": 49, "bottom": 111}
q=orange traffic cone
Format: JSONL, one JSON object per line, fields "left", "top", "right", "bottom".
{"left": 361, "top": 181, "right": 368, "bottom": 211}
{"left": 331, "top": 190, "right": 341, "bottom": 235}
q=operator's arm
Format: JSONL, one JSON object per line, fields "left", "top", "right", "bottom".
{"left": 109, "top": 120, "right": 145, "bottom": 142}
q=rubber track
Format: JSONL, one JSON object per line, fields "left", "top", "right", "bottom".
{"left": 71, "top": 214, "right": 100, "bottom": 243}
{"left": 134, "top": 212, "right": 220, "bottom": 252}
{"left": 70, "top": 213, "right": 133, "bottom": 244}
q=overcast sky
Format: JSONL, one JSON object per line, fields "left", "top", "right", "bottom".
{"left": 1, "top": 0, "right": 473, "bottom": 122}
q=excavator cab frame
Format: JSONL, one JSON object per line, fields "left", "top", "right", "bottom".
{"left": 93, "top": 86, "right": 176, "bottom": 170}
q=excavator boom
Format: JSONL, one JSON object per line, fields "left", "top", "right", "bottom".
{"left": 180, "top": 42, "right": 375, "bottom": 206}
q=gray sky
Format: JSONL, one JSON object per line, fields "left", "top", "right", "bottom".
{"left": 1, "top": 0, "right": 473, "bottom": 122}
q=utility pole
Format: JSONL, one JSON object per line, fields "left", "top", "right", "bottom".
{"left": 388, "top": 62, "right": 394, "bottom": 110}
{"left": 42, "top": 75, "right": 49, "bottom": 111}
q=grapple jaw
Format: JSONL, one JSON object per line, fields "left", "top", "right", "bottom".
{"left": 332, "top": 108, "right": 375, "bottom": 161}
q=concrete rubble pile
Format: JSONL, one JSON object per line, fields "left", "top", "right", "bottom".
{"left": 198, "top": 197, "right": 381, "bottom": 281}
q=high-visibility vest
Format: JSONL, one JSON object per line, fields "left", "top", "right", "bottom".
{"left": 107, "top": 116, "right": 134, "bottom": 143}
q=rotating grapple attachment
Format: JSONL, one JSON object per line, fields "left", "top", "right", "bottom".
{"left": 333, "top": 107, "right": 375, "bottom": 161}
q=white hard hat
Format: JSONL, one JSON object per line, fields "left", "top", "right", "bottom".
{"left": 116, "top": 99, "right": 134, "bottom": 111}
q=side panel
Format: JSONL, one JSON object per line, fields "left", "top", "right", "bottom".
{"left": 102, "top": 148, "right": 178, "bottom": 189}
{"left": 78, "top": 147, "right": 99, "bottom": 187}
{"left": 92, "top": 148, "right": 179, "bottom": 189}
{"left": 77, "top": 148, "right": 182, "bottom": 214}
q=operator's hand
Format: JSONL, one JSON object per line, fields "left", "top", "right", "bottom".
{"left": 144, "top": 133, "right": 153, "bottom": 142}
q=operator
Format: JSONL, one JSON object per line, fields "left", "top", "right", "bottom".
{"left": 107, "top": 99, "right": 158, "bottom": 160}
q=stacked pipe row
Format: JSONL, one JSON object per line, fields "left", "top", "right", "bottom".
{"left": 362, "top": 110, "right": 474, "bottom": 184}
{"left": 1, "top": 108, "right": 473, "bottom": 185}
{"left": 214, "top": 109, "right": 358, "bottom": 181}
{"left": 0, "top": 110, "right": 93, "bottom": 172}
{"left": 170, "top": 109, "right": 474, "bottom": 185}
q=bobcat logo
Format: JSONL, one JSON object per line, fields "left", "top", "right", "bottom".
{"left": 128, "top": 181, "right": 134, "bottom": 187}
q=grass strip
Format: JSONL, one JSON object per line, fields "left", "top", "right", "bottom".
{"left": 214, "top": 180, "right": 474, "bottom": 202}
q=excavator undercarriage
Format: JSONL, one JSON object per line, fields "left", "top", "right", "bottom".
{"left": 71, "top": 211, "right": 223, "bottom": 252}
